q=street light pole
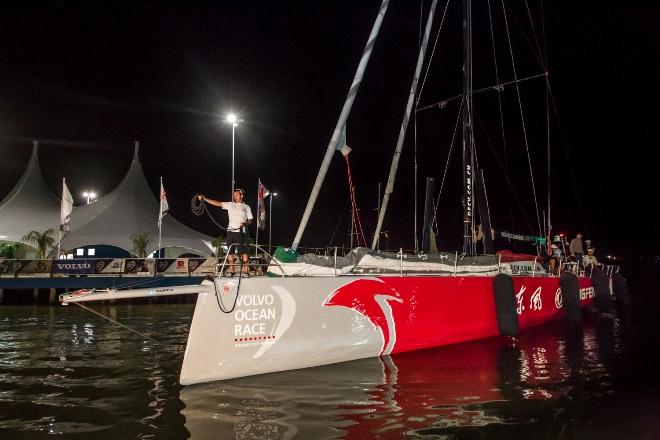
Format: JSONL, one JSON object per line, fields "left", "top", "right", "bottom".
{"left": 231, "top": 122, "right": 235, "bottom": 195}
{"left": 225, "top": 113, "right": 239, "bottom": 195}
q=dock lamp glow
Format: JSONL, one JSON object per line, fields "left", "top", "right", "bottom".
{"left": 82, "top": 191, "right": 97, "bottom": 204}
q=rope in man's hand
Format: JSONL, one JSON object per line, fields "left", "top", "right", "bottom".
{"left": 191, "top": 194, "right": 231, "bottom": 231}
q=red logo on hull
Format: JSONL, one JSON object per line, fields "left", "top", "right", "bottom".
{"left": 325, "top": 278, "right": 403, "bottom": 355}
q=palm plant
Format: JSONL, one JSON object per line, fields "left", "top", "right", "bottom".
{"left": 21, "top": 229, "right": 55, "bottom": 259}
{"left": 211, "top": 235, "right": 226, "bottom": 257}
{"left": 130, "top": 233, "right": 152, "bottom": 258}
{"left": 0, "top": 243, "right": 20, "bottom": 259}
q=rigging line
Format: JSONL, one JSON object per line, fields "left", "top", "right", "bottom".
{"left": 472, "top": 119, "right": 480, "bottom": 172}
{"left": 523, "top": 0, "right": 546, "bottom": 68}
{"left": 473, "top": 109, "right": 535, "bottom": 233}
{"left": 501, "top": 0, "right": 543, "bottom": 237}
{"left": 540, "top": 0, "right": 548, "bottom": 69}
{"left": 327, "top": 199, "right": 350, "bottom": 248}
{"left": 546, "top": 82, "right": 590, "bottom": 236}
{"left": 350, "top": 184, "right": 366, "bottom": 248}
{"left": 482, "top": 169, "right": 493, "bottom": 235}
{"left": 345, "top": 156, "right": 367, "bottom": 247}
{"left": 416, "top": 73, "right": 547, "bottom": 113}
{"left": 500, "top": 0, "right": 545, "bottom": 70}
{"left": 72, "top": 302, "right": 164, "bottom": 346}
{"left": 431, "top": 98, "right": 464, "bottom": 233}
{"left": 488, "top": 0, "right": 515, "bottom": 231}
{"left": 415, "top": 0, "right": 450, "bottom": 109}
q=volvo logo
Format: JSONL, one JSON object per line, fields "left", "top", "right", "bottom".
{"left": 57, "top": 263, "right": 91, "bottom": 270}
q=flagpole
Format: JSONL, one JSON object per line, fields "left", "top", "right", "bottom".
{"left": 269, "top": 193, "right": 274, "bottom": 256}
{"left": 158, "top": 176, "right": 163, "bottom": 259}
{"left": 255, "top": 180, "right": 259, "bottom": 257}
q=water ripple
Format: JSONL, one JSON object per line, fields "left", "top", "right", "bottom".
{"left": 0, "top": 301, "right": 655, "bottom": 439}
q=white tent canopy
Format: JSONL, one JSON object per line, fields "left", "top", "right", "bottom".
{"left": 0, "top": 141, "right": 214, "bottom": 256}
{"left": 0, "top": 142, "right": 60, "bottom": 244}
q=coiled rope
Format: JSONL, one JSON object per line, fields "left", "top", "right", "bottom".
{"left": 191, "top": 195, "right": 242, "bottom": 232}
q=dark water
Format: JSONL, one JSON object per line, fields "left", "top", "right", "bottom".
{"left": 1, "top": 280, "right": 659, "bottom": 439}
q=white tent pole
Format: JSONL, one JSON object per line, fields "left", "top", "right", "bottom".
{"left": 291, "top": 0, "right": 390, "bottom": 250}
{"left": 372, "top": 0, "right": 438, "bottom": 250}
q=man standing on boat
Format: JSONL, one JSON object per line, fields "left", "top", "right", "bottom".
{"left": 198, "top": 189, "right": 253, "bottom": 277}
{"left": 569, "top": 232, "right": 584, "bottom": 268}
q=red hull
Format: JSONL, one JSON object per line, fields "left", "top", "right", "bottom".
{"left": 328, "top": 275, "right": 593, "bottom": 355}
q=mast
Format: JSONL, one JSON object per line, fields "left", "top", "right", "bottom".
{"left": 546, "top": 73, "right": 551, "bottom": 243}
{"left": 462, "top": 0, "right": 474, "bottom": 255}
{"left": 291, "top": 0, "right": 390, "bottom": 251}
{"left": 371, "top": 0, "right": 437, "bottom": 251}
{"left": 158, "top": 176, "right": 163, "bottom": 259}
{"left": 376, "top": 182, "right": 381, "bottom": 250}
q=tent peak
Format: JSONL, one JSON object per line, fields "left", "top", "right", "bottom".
{"left": 132, "top": 141, "right": 140, "bottom": 162}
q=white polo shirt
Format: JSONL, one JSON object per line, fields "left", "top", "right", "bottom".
{"left": 222, "top": 202, "right": 253, "bottom": 231}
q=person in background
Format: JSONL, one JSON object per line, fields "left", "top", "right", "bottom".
{"left": 548, "top": 256, "right": 559, "bottom": 275}
{"left": 550, "top": 243, "right": 563, "bottom": 259}
{"left": 583, "top": 247, "right": 599, "bottom": 268}
{"left": 569, "top": 232, "right": 584, "bottom": 267}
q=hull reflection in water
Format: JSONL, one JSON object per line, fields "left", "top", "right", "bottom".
{"left": 181, "top": 322, "right": 602, "bottom": 439}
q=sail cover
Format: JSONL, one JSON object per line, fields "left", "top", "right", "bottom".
{"left": 267, "top": 248, "right": 513, "bottom": 277}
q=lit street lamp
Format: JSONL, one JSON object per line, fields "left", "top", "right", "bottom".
{"left": 224, "top": 113, "right": 243, "bottom": 195}
{"left": 82, "top": 191, "right": 97, "bottom": 204}
{"left": 269, "top": 192, "right": 278, "bottom": 255}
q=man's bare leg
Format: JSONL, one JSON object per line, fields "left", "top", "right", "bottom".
{"left": 241, "top": 254, "right": 249, "bottom": 274}
{"left": 227, "top": 254, "right": 235, "bottom": 275}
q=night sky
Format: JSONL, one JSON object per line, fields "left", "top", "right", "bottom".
{"left": 1, "top": 1, "right": 658, "bottom": 257}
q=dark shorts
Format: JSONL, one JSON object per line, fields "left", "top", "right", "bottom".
{"left": 227, "top": 231, "right": 250, "bottom": 255}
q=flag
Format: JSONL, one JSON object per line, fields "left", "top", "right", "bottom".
{"left": 257, "top": 179, "right": 270, "bottom": 230}
{"left": 59, "top": 178, "right": 73, "bottom": 232}
{"left": 158, "top": 177, "right": 169, "bottom": 228}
